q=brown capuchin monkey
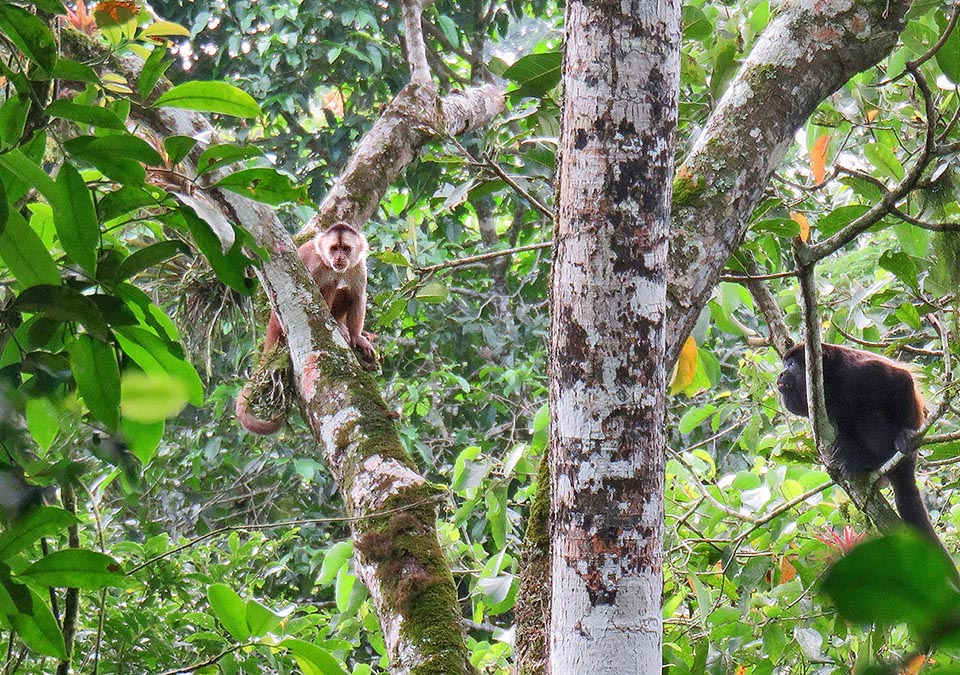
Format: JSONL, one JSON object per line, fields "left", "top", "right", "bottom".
{"left": 236, "top": 223, "right": 375, "bottom": 434}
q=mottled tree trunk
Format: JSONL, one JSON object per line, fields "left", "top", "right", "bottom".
{"left": 548, "top": 0, "right": 680, "bottom": 672}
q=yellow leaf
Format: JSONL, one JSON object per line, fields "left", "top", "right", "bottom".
{"left": 669, "top": 336, "right": 698, "bottom": 394}
{"left": 790, "top": 212, "right": 810, "bottom": 242}
{"left": 735, "top": 667, "right": 748, "bottom": 675}
{"left": 140, "top": 21, "right": 191, "bottom": 38}
{"left": 810, "top": 134, "right": 830, "bottom": 184}
{"left": 866, "top": 108, "right": 879, "bottom": 123}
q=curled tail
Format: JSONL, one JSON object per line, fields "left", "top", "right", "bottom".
{"left": 235, "top": 382, "right": 284, "bottom": 435}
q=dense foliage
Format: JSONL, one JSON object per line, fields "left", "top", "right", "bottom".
{"left": 0, "top": 0, "right": 958, "bottom": 673}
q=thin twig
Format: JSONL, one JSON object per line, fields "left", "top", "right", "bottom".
{"left": 416, "top": 241, "right": 552, "bottom": 274}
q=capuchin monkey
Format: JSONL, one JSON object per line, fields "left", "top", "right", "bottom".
{"left": 236, "top": 223, "right": 374, "bottom": 435}
{"left": 778, "top": 343, "right": 941, "bottom": 543}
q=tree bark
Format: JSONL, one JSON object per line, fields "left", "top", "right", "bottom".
{"left": 548, "top": 0, "right": 679, "bottom": 673}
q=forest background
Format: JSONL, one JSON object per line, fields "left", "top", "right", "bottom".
{"left": 1, "top": 0, "right": 960, "bottom": 674}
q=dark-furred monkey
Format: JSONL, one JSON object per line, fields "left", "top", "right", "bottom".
{"left": 778, "top": 343, "right": 939, "bottom": 540}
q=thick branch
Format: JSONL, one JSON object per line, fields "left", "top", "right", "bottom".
{"left": 300, "top": 84, "right": 504, "bottom": 240}
{"left": 666, "top": 0, "right": 912, "bottom": 365}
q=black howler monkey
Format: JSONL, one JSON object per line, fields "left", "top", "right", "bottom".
{"left": 778, "top": 343, "right": 939, "bottom": 541}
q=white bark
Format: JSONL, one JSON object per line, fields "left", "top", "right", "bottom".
{"left": 550, "top": 0, "right": 680, "bottom": 672}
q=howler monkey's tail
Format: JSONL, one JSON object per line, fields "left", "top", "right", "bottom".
{"left": 887, "top": 454, "right": 958, "bottom": 584}
{"left": 888, "top": 453, "right": 938, "bottom": 538}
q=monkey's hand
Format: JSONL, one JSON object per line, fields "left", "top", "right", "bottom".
{"left": 353, "top": 333, "right": 377, "bottom": 364}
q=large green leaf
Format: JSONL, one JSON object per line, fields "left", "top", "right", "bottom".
{"left": 114, "top": 326, "right": 204, "bottom": 407}
{"left": 153, "top": 81, "right": 261, "bottom": 118}
{"left": 0, "top": 566, "right": 67, "bottom": 659}
{"left": 196, "top": 143, "right": 263, "bottom": 177}
{"left": 0, "top": 4, "right": 57, "bottom": 74}
{"left": 69, "top": 334, "right": 121, "bottom": 431}
{"left": 113, "top": 240, "right": 190, "bottom": 283}
{"left": 54, "top": 163, "right": 100, "bottom": 274}
{"left": 821, "top": 530, "right": 960, "bottom": 638}
{"left": 46, "top": 100, "right": 125, "bottom": 131}
{"left": 280, "top": 638, "right": 347, "bottom": 675}
{"left": 18, "top": 549, "right": 124, "bottom": 590}
{"left": 0, "top": 507, "right": 79, "bottom": 561}
{"left": 14, "top": 285, "right": 110, "bottom": 340}
{"left": 207, "top": 584, "right": 250, "bottom": 641}
{"left": 120, "top": 371, "right": 189, "bottom": 423}
{"left": 0, "top": 207, "right": 60, "bottom": 288}
{"left": 936, "top": 16, "right": 960, "bottom": 84}
{"left": 503, "top": 52, "right": 561, "bottom": 98}
{"left": 214, "top": 168, "right": 310, "bottom": 206}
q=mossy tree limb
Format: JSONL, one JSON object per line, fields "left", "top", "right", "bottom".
{"left": 665, "top": 0, "right": 912, "bottom": 366}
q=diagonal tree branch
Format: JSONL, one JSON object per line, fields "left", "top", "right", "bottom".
{"left": 666, "top": 0, "right": 912, "bottom": 366}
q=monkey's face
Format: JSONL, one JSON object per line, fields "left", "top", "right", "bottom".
{"left": 325, "top": 241, "right": 355, "bottom": 271}
{"left": 777, "top": 356, "right": 809, "bottom": 416}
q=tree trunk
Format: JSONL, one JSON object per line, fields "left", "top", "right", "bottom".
{"left": 548, "top": 0, "right": 680, "bottom": 672}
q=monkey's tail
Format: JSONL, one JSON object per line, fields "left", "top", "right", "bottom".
{"left": 887, "top": 454, "right": 959, "bottom": 583}
{"left": 235, "top": 383, "right": 284, "bottom": 435}
{"left": 888, "top": 453, "right": 937, "bottom": 537}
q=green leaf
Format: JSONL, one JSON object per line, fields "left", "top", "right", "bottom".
{"left": 0, "top": 4, "right": 57, "bottom": 74}
{"left": 153, "top": 81, "right": 261, "bottom": 118}
{"left": 894, "top": 301, "right": 922, "bottom": 330}
{"left": 214, "top": 168, "right": 309, "bottom": 206}
{"left": 196, "top": 143, "right": 263, "bottom": 177}
{"left": 120, "top": 417, "right": 164, "bottom": 465}
{"left": 25, "top": 398, "right": 59, "bottom": 453}
{"left": 0, "top": 207, "right": 61, "bottom": 288}
{"left": 0, "top": 566, "right": 67, "bottom": 659}
{"left": 415, "top": 282, "right": 448, "bottom": 303}
{"left": 818, "top": 204, "right": 869, "bottom": 237}
{"left": 334, "top": 565, "right": 355, "bottom": 613}
{"left": 19, "top": 549, "right": 124, "bottom": 589}
{"left": 114, "top": 240, "right": 190, "bottom": 283}
{"left": 503, "top": 52, "right": 562, "bottom": 97}
{"left": 682, "top": 5, "right": 713, "bottom": 41}
{"left": 0, "top": 148, "right": 61, "bottom": 206}
{"left": 821, "top": 530, "right": 960, "bottom": 638}
{"left": 69, "top": 334, "right": 121, "bottom": 431}
{"left": 120, "top": 371, "right": 189, "bottom": 423}
{"left": 318, "top": 541, "right": 353, "bottom": 586}
{"left": 46, "top": 100, "right": 125, "bottom": 131}
{"left": 679, "top": 405, "right": 715, "bottom": 434}
{"left": 178, "top": 209, "right": 255, "bottom": 295}
{"left": 936, "top": 19, "right": 960, "bottom": 84}
{"left": 13, "top": 285, "right": 110, "bottom": 340}
{"left": 63, "top": 135, "right": 154, "bottom": 185}
{"left": 863, "top": 142, "right": 904, "bottom": 181}
{"left": 114, "top": 326, "right": 204, "bottom": 406}
{"left": 751, "top": 218, "right": 800, "bottom": 238}
{"left": 280, "top": 638, "right": 347, "bottom": 675}
{"left": 139, "top": 46, "right": 171, "bottom": 100}
{"left": 54, "top": 163, "right": 100, "bottom": 274}
{"left": 879, "top": 250, "right": 919, "bottom": 290}
{"left": 207, "top": 584, "right": 250, "bottom": 641}
{"left": 164, "top": 136, "right": 197, "bottom": 165}
{"left": 0, "top": 93, "right": 29, "bottom": 148}
{"left": 0, "top": 507, "right": 79, "bottom": 561}
{"left": 50, "top": 58, "right": 101, "bottom": 85}
{"left": 245, "top": 598, "right": 284, "bottom": 637}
